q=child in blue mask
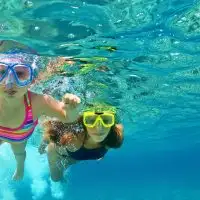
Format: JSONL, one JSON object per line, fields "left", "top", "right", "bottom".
{"left": 0, "top": 53, "right": 81, "bottom": 180}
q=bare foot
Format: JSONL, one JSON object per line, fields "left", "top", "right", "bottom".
{"left": 12, "top": 165, "right": 24, "bottom": 180}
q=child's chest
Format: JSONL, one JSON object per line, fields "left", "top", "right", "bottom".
{"left": 0, "top": 107, "right": 25, "bottom": 128}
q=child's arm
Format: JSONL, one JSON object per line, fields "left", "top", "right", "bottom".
{"left": 38, "top": 133, "right": 50, "bottom": 154}
{"left": 31, "top": 92, "right": 81, "bottom": 123}
{"left": 38, "top": 139, "right": 49, "bottom": 154}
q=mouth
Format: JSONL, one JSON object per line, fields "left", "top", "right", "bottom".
{"left": 92, "top": 134, "right": 105, "bottom": 138}
{"left": 5, "top": 90, "right": 17, "bottom": 96}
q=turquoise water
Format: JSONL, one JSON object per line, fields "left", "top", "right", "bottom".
{"left": 1, "top": 0, "right": 200, "bottom": 199}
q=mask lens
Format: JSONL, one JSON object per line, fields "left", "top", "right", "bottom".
{"left": 13, "top": 65, "right": 31, "bottom": 83}
{"left": 101, "top": 115, "right": 113, "bottom": 125}
{"left": 85, "top": 115, "right": 97, "bottom": 126}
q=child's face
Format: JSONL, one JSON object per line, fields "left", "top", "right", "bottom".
{"left": 0, "top": 84, "right": 29, "bottom": 99}
{"left": 83, "top": 110, "right": 115, "bottom": 143}
{"left": 0, "top": 58, "right": 33, "bottom": 99}
{"left": 86, "top": 123, "right": 111, "bottom": 143}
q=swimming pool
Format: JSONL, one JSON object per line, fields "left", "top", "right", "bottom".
{"left": 0, "top": 0, "right": 200, "bottom": 199}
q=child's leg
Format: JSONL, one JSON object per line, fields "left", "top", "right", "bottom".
{"left": 47, "top": 143, "right": 65, "bottom": 182}
{"left": 10, "top": 141, "right": 27, "bottom": 180}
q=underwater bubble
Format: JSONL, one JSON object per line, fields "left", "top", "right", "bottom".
{"left": 24, "top": 0, "right": 34, "bottom": 8}
{"left": 68, "top": 33, "right": 75, "bottom": 39}
{"left": 34, "top": 26, "right": 40, "bottom": 31}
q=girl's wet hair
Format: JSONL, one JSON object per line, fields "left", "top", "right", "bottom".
{"left": 0, "top": 53, "right": 36, "bottom": 64}
{"left": 43, "top": 120, "right": 71, "bottom": 144}
{"left": 100, "top": 124, "right": 124, "bottom": 148}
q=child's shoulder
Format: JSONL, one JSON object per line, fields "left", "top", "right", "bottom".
{"left": 28, "top": 91, "right": 64, "bottom": 119}
{"left": 28, "top": 91, "right": 48, "bottom": 117}
{"left": 29, "top": 91, "right": 50, "bottom": 103}
{"left": 29, "top": 91, "right": 44, "bottom": 104}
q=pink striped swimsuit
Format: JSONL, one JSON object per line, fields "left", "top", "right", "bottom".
{"left": 0, "top": 91, "right": 38, "bottom": 142}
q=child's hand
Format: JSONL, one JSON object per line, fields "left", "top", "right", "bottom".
{"left": 38, "top": 143, "right": 47, "bottom": 154}
{"left": 62, "top": 93, "right": 81, "bottom": 122}
{"left": 62, "top": 93, "right": 81, "bottom": 107}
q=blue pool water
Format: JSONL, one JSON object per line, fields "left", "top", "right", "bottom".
{"left": 0, "top": 0, "right": 200, "bottom": 199}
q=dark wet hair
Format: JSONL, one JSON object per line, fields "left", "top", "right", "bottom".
{"left": 43, "top": 116, "right": 124, "bottom": 149}
{"left": 100, "top": 124, "right": 124, "bottom": 148}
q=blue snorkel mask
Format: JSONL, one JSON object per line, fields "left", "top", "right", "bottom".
{"left": 0, "top": 62, "right": 34, "bottom": 88}
{"left": 0, "top": 54, "right": 39, "bottom": 88}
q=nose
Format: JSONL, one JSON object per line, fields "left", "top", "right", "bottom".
{"left": 5, "top": 71, "right": 15, "bottom": 89}
{"left": 96, "top": 120, "right": 104, "bottom": 130}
